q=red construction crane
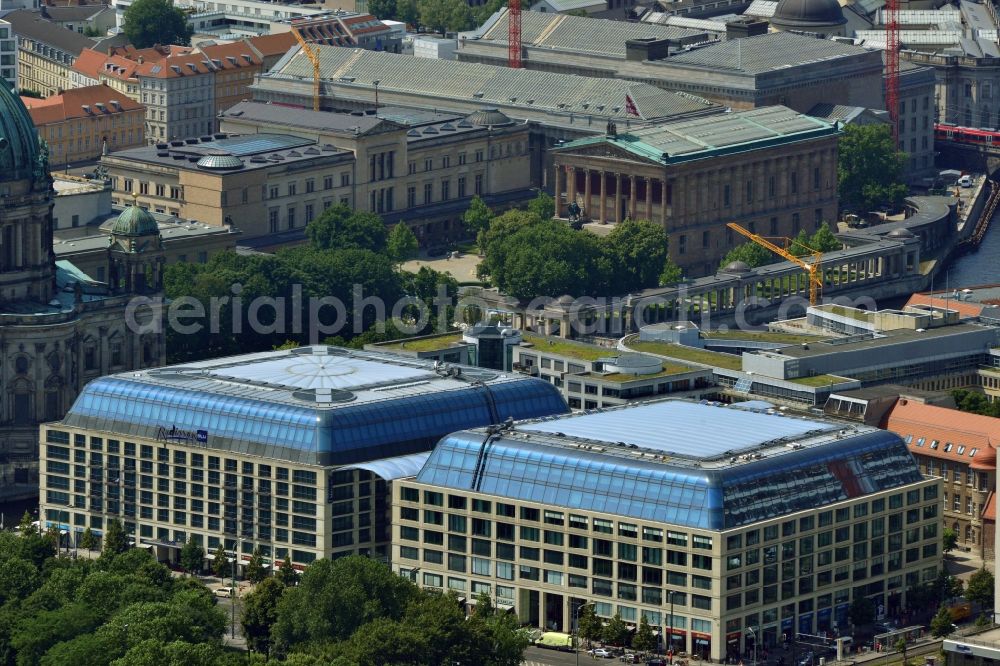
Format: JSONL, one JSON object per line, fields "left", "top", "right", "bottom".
{"left": 508, "top": 0, "right": 522, "bottom": 68}
{"left": 885, "top": 0, "right": 900, "bottom": 143}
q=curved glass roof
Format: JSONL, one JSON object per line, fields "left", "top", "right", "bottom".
{"left": 416, "top": 402, "right": 923, "bottom": 530}
{"left": 61, "top": 347, "right": 569, "bottom": 465}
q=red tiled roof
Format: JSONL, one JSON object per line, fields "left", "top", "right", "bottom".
{"left": 983, "top": 491, "right": 996, "bottom": 522}
{"left": 199, "top": 41, "right": 262, "bottom": 70}
{"left": 905, "top": 293, "right": 988, "bottom": 319}
{"left": 21, "top": 84, "right": 144, "bottom": 125}
{"left": 885, "top": 399, "right": 998, "bottom": 469}
{"left": 245, "top": 32, "right": 298, "bottom": 58}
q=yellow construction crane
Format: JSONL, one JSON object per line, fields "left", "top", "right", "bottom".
{"left": 291, "top": 25, "right": 321, "bottom": 111}
{"left": 726, "top": 222, "right": 824, "bottom": 306}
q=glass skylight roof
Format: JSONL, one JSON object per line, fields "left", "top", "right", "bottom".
{"left": 521, "top": 400, "right": 828, "bottom": 460}
{"left": 208, "top": 353, "right": 430, "bottom": 390}
{"left": 195, "top": 133, "right": 313, "bottom": 156}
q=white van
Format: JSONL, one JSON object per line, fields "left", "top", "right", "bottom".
{"left": 959, "top": 175, "right": 973, "bottom": 188}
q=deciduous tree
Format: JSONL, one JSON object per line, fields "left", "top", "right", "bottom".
{"left": 718, "top": 242, "right": 775, "bottom": 271}
{"left": 577, "top": 604, "right": 602, "bottom": 648}
{"left": 633, "top": 615, "right": 656, "bottom": 653}
{"left": 246, "top": 547, "right": 266, "bottom": 585}
{"left": 179, "top": 536, "right": 204, "bottom": 575}
{"left": 930, "top": 604, "right": 954, "bottom": 638}
{"left": 276, "top": 555, "right": 299, "bottom": 587}
{"left": 78, "top": 527, "right": 96, "bottom": 552}
{"left": 837, "top": 124, "right": 908, "bottom": 212}
{"left": 123, "top": 0, "right": 192, "bottom": 48}
{"left": 602, "top": 612, "right": 629, "bottom": 647}
{"left": 242, "top": 577, "right": 286, "bottom": 657}
{"left": 211, "top": 545, "right": 228, "bottom": 579}
{"left": 387, "top": 222, "right": 419, "bottom": 263}
{"left": 305, "top": 203, "right": 387, "bottom": 253}
{"left": 967, "top": 568, "right": 995, "bottom": 611}
{"left": 102, "top": 518, "right": 129, "bottom": 556}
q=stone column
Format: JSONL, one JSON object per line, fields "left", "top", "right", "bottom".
{"left": 567, "top": 166, "right": 576, "bottom": 211}
{"left": 584, "top": 169, "right": 592, "bottom": 218}
{"left": 629, "top": 175, "right": 637, "bottom": 221}
{"left": 599, "top": 171, "right": 607, "bottom": 224}
{"left": 614, "top": 173, "right": 622, "bottom": 225}
{"left": 661, "top": 180, "right": 669, "bottom": 226}
{"left": 645, "top": 178, "right": 653, "bottom": 221}
{"left": 553, "top": 163, "right": 563, "bottom": 217}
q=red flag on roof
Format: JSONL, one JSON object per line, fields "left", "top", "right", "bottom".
{"left": 625, "top": 94, "right": 639, "bottom": 117}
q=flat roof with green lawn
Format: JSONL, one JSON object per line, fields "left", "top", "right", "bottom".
{"left": 823, "top": 305, "right": 873, "bottom": 322}
{"left": 520, "top": 334, "right": 615, "bottom": 362}
{"left": 377, "top": 332, "right": 466, "bottom": 353}
{"left": 787, "top": 374, "right": 850, "bottom": 387}
{"left": 597, "top": 362, "right": 702, "bottom": 382}
{"left": 701, "top": 330, "right": 823, "bottom": 344}
{"left": 625, "top": 336, "right": 743, "bottom": 370}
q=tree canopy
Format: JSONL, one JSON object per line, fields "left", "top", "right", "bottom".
{"left": 163, "top": 203, "right": 458, "bottom": 363}
{"left": 0, "top": 530, "right": 225, "bottom": 665}
{"left": 477, "top": 212, "right": 679, "bottom": 299}
{"left": 178, "top": 536, "right": 204, "bottom": 575}
{"left": 122, "top": 0, "right": 192, "bottom": 48}
{"left": 967, "top": 568, "right": 995, "bottom": 611}
{"left": 951, "top": 388, "right": 1000, "bottom": 417}
{"left": 838, "top": 124, "right": 908, "bottom": 213}
{"left": 930, "top": 604, "right": 954, "bottom": 638}
{"left": 387, "top": 223, "right": 419, "bottom": 264}
{"left": 305, "top": 203, "right": 387, "bottom": 254}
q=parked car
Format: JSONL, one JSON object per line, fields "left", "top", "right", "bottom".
{"left": 213, "top": 586, "right": 234, "bottom": 598}
{"left": 797, "top": 651, "right": 815, "bottom": 666}
{"left": 646, "top": 660, "right": 668, "bottom": 666}
{"left": 620, "top": 654, "right": 636, "bottom": 663}
{"left": 589, "top": 648, "right": 613, "bottom": 658}
{"left": 959, "top": 175, "right": 973, "bottom": 188}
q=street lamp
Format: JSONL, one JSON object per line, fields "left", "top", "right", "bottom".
{"left": 668, "top": 590, "right": 677, "bottom": 664}
{"left": 746, "top": 626, "right": 758, "bottom": 666}
{"left": 574, "top": 600, "right": 595, "bottom": 666}
{"left": 230, "top": 538, "right": 241, "bottom": 639}
{"left": 373, "top": 79, "right": 380, "bottom": 115}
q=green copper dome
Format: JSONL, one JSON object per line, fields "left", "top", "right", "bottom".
{"left": 112, "top": 204, "right": 159, "bottom": 237}
{"left": 0, "top": 80, "right": 40, "bottom": 181}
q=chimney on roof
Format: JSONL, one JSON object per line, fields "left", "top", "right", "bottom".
{"left": 726, "top": 17, "right": 769, "bottom": 39}
{"left": 625, "top": 35, "right": 705, "bottom": 61}
{"left": 137, "top": 55, "right": 143, "bottom": 64}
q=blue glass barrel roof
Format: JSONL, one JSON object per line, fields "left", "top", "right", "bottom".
{"left": 61, "top": 346, "right": 568, "bottom": 466}
{"left": 415, "top": 400, "right": 923, "bottom": 530}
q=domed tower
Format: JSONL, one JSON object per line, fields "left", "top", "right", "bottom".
{"left": 770, "top": 0, "right": 847, "bottom": 36}
{"left": 0, "top": 80, "right": 56, "bottom": 304}
{"left": 107, "top": 198, "right": 165, "bottom": 294}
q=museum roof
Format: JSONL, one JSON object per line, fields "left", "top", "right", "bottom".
{"left": 265, "top": 45, "right": 719, "bottom": 121}
{"left": 885, "top": 400, "right": 999, "bottom": 469}
{"left": 770, "top": 322, "right": 995, "bottom": 359}
{"left": 59, "top": 346, "right": 569, "bottom": 466}
{"left": 415, "top": 399, "right": 923, "bottom": 529}
{"left": 556, "top": 105, "right": 837, "bottom": 165}
{"left": 104, "top": 132, "right": 352, "bottom": 173}
{"left": 662, "top": 31, "right": 875, "bottom": 75}
{"left": 476, "top": 8, "right": 705, "bottom": 58}
{"left": 21, "top": 84, "right": 143, "bottom": 125}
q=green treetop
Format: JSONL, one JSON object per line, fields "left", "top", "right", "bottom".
{"left": 123, "top": 0, "right": 192, "bottom": 48}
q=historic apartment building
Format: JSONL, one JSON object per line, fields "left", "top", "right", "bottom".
{"left": 21, "top": 83, "right": 145, "bottom": 164}
{"left": 551, "top": 105, "right": 841, "bottom": 277}
{"left": 0, "top": 18, "right": 16, "bottom": 87}
{"left": 6, "top": 8, "right": 100, "bottom": 95}
{"left": 38, "top": 347, "right": 568, "bottom": 565}
{"left": 102, "top": 104, "right": 535, "bottom": 245}
{"left": 884, "top": 399, "right": 997, "bottom": 560}
{"left": 70, "top": 34, "right": 298, "bottom": 142}
{"left": 393, "top": 400, "right": 942, "bottom": 660}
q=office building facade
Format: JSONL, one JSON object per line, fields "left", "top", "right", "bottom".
{"left": 393, "top": 400, "right": 942, "bottom": 661}
{"left": 39, "top": 346, "right": 567, "bottom": 567}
